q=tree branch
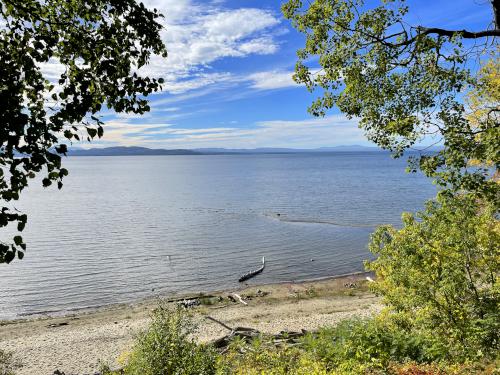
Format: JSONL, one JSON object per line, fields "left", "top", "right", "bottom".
{"left": 418, "top": 27, "right": 500, "bottom": 39}
{"left": 492, "top": 0, "right": 500, "bottom": 29}
{"left": 336, "top": 20, "right": 499, "bottom": 50}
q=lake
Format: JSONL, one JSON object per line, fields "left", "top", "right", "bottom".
{"left": 0, "top": 152, "right": 436, "bottom": 319}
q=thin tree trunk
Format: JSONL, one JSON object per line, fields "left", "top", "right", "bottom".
{"left": 492, "top": 0, "right": 500, "bottom": 29}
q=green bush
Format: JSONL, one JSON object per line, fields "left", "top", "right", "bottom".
{"left": 216, "top": 336, "right": 328, "bottom": 375}
{"left": 215, "top": 317, "right": 498, "bottom": 375}
{"left": 123, "top": 302, "right": 217, "bottom": 375}
{"left": 115, "top": 305, "right": 497, "bottom": 375}
{"left": 214, "top": 317, "right": 462, "bottom": 375}
{"left": 367, "top": 194, "right": 499, "bottom": 359}
{"left": 301, "top": 317, "right": 447, "bottom": 374}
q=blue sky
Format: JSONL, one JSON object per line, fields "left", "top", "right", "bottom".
{"left": 69, "top": 0, "right": 496, "bottom": 149}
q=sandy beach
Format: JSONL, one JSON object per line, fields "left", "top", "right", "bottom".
{"left": 0, "top": 274, "right": 382, "bottom": 375}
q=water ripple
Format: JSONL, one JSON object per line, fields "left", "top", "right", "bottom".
{"left": 0, "top": 153, "right": 435, "bottom": 319}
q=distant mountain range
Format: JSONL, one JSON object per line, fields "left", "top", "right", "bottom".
{"left": 67, "top": 146, "right": 201, "bottom": 156}
{"left": 194, "top": 145, "right": 381, "bottom": 153}
{"left": 67, "top": 145, "right": 382, "bottom": 156}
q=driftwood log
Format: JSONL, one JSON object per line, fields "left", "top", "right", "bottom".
{"left": 239, "top": 256, "right": 265, "bottom": 282}
{"left": 232, "top": 293, "right": 248, "bottom": 305}
{"left": 206, "top": 315, "right": 309, "bottom": 351}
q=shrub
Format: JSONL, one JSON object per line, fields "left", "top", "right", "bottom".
{"left": 216, "top": 336, "right": 329, "bottom": 375}
{"left": 216, "top": 317, "right": 449, "bottom": 375}
{"left": 114, "top": 305, "right": 497, "bottom": 375}
{"left": 123, "top": 302, "right": 217, "bottom": 375}
{"left": 301, "top": 317, "right": 446, "bottom": 374}
{"left": 367, "top": 194, "right": 499, "bottom": 359}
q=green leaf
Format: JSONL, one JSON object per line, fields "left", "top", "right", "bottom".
{"left": 4, "top": 250, "right": 15, "bottom": 264}
{"left": 13, "top": 236, "right": 23, "bottom": 245}
{"left": 17, "top": 221, "right": 26, "bottom": 232}
{"left": 55, "top": 144, "right": 68, "bottom": 154}
{"left": 87, "top": 128, "right": 97, "bottom": 138}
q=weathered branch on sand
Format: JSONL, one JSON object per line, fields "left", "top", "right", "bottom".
{"left": 232, "top": 293, "right": 248, "bottom": 305}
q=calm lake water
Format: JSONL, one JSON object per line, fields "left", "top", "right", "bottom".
{"left": 0, "top": 153, "right": 436, "bottom": 319}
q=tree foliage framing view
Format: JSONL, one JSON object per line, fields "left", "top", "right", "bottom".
{"left": 283, "top": 0, "right": 499, "bottom": 357}
{"left": 0, "top": 0, "right": 167, "bottom": 263}
{"left": 283, "top": 0, "right": 499, "bottom": 202}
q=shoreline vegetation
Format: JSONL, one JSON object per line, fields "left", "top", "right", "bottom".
{"left": 0, "top": 273, "right": 380, "bottom": 375}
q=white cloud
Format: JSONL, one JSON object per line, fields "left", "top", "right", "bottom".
{"left": 160, "top": 72, "right": 235, "bottom": 94}
{"left": 75, "top": 122, "right": 172, "bottom": 147}
{"left": 238, "top": 37, "right": 278, "bottom": 55}
{"left": 248, "top": 70, "right": 296, "bottom": 90}
{"left": 200, "top": 8, "right": 278, "bottom": 42}
{"left": 247, "top": 67, "right": 328, "bottom": 91}
{"left": 137, "top": 1, "right": 282, "bottom": 93}
{"left": 92, "top": 115, "right": 367, "bottom": 149}
{"left": 37, "top": 1, "right": 283, "bottom": 96}
{"left": 38, "top": 59, "right": 66, "bottom": 82}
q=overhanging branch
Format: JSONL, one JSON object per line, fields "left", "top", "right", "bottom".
{"left": 418, "top": 27, "right": 500, "bottom": 39}
{"left": 385, "top": 26, "right": 500, "bottom": 48}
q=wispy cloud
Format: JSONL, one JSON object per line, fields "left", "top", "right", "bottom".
{"left": 137, "top": 1, "right": 282, "bottom": 93}
{"left": 160, "top": 72, "right": 235, "bottom": 94}
{"left": 38, "top": 1, "right": 283, "bottom": 96}
{"left": 83, "top": 115, "right": 366, "bottom": 149}
{"left": 248, "top": 70, "right": 296, "bottom": 90}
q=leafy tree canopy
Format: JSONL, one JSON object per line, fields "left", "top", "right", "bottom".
{"left": 0, "top": 0, "right": 167, "bottom": 263}
{"left": 283, "top": 0, "right": 499, "bottom": 202}
{"left": 284, "top": 0, "right": 500, "bottom": 358}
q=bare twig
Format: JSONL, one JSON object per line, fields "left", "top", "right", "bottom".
{"left": 205, "top": 316, "right": 233, "bottom": 331}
